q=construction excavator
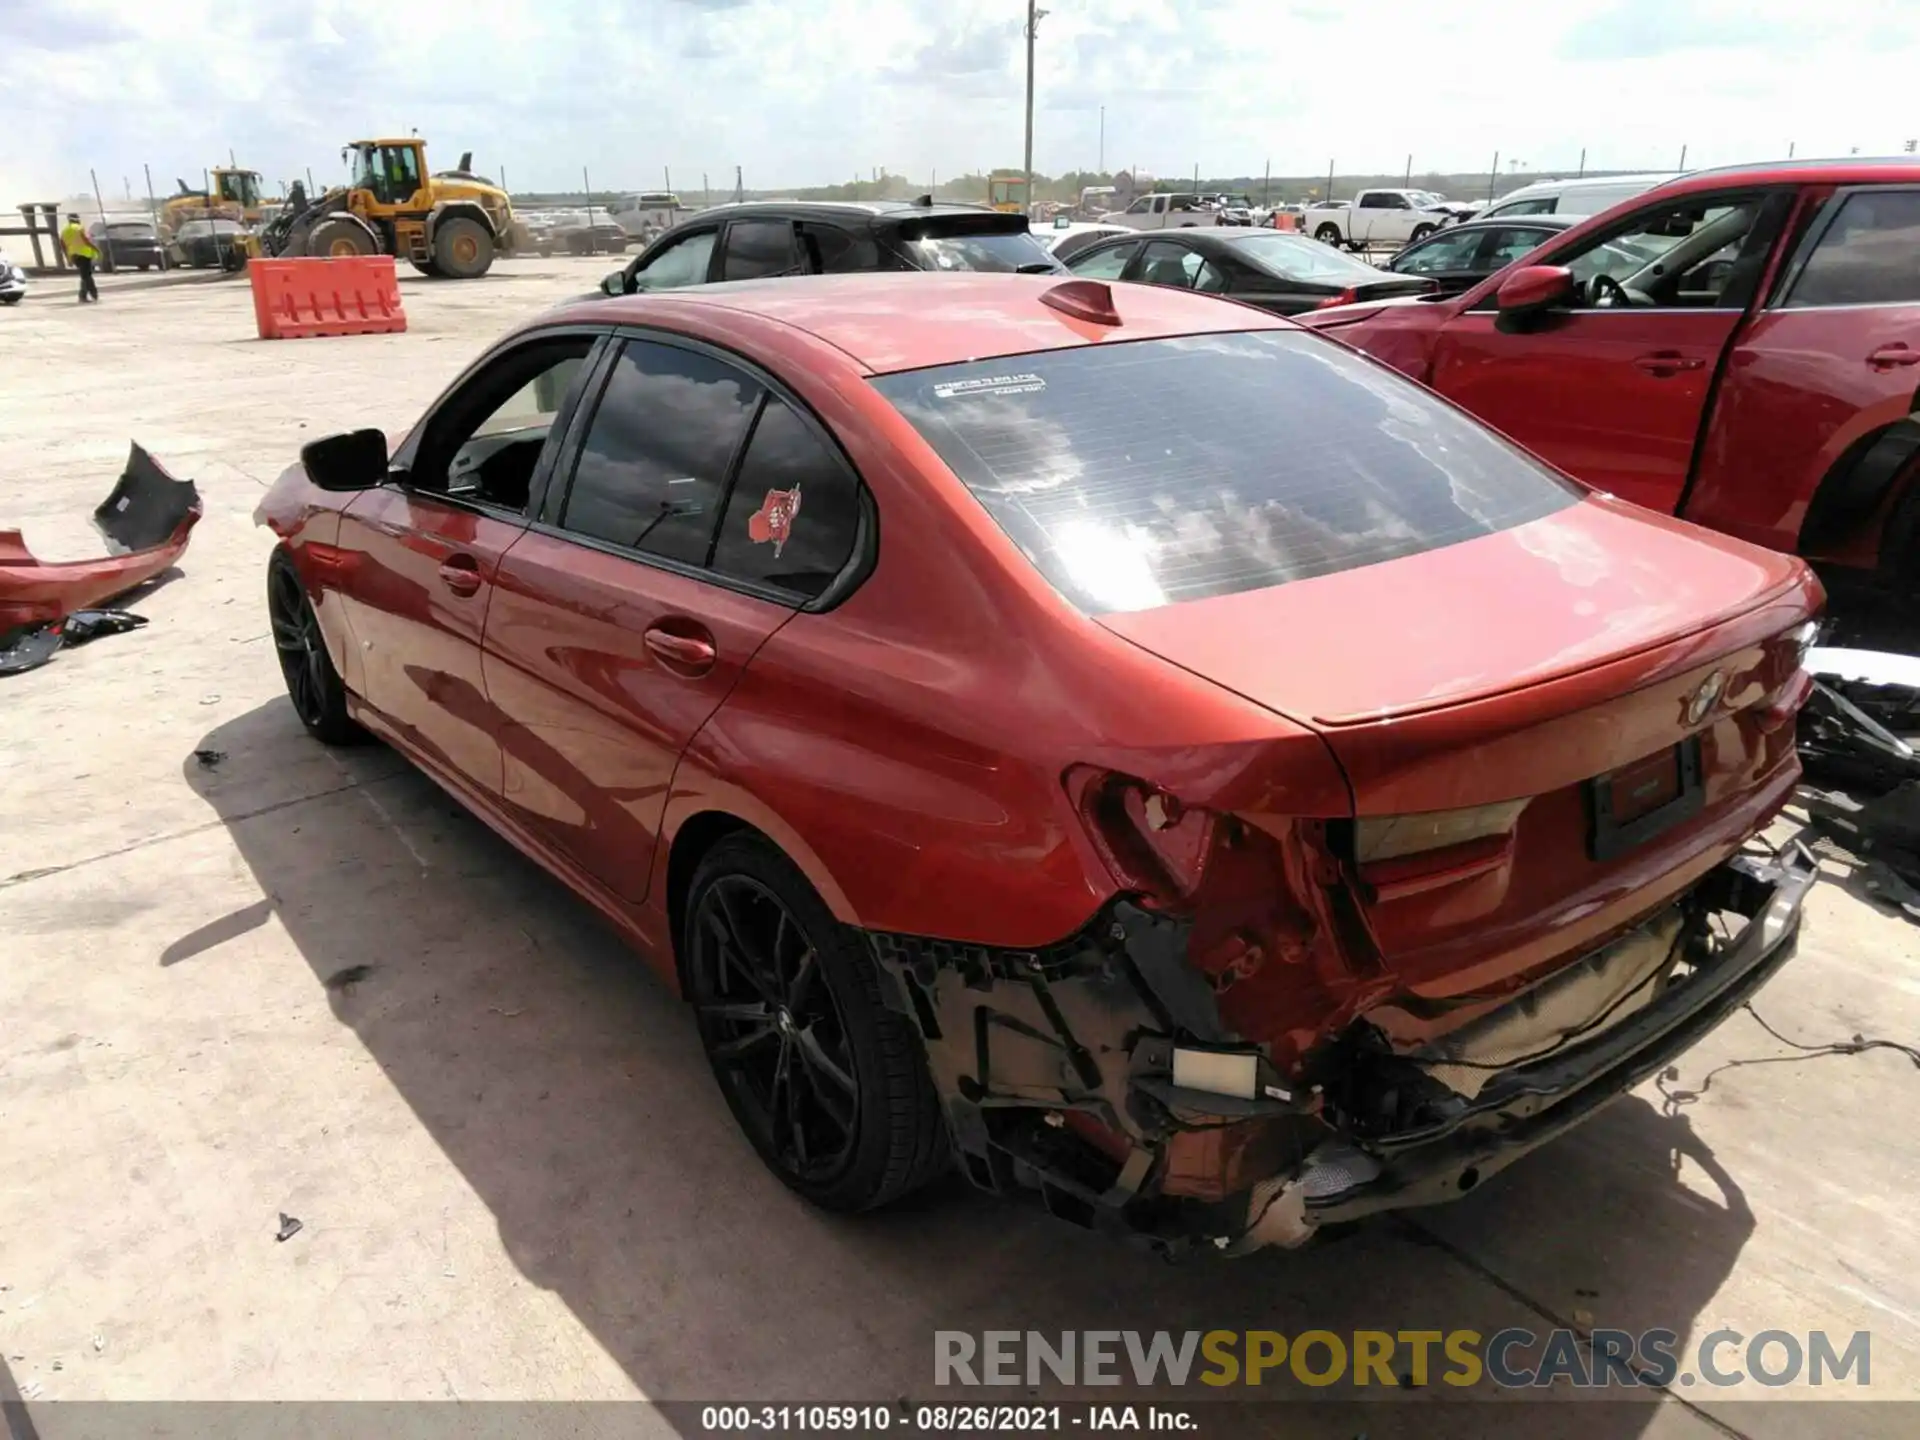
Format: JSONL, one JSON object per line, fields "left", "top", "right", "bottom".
{"left": 258, "top": 139, "right": 525, "bottom": 279}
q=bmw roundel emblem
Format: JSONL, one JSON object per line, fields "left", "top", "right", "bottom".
{"left": 1685, "top": 670, "right": 1728, "bottom": 726}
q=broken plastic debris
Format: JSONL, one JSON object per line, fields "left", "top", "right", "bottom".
{"left": 0, "top": 609, "right": 149, "bottom": 678}
{"left": 0, "top": 443, "right": 200, "bottom": 633}
{"left": 275, "top": 1213, "right": 303, "bottom": 1243}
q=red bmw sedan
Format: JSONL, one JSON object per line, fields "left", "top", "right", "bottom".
{"left": 258, "top": 273, "right": 1821, "bottom": 1256}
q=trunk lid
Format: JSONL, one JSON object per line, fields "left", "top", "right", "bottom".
{"left": 1100, "top": 497, "right": 1819, "bottom": 997}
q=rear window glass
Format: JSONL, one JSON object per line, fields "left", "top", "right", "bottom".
{"left": 901, "top": 229, "right": 1061, "bottom": 273}
{"left": 871, "top": 331, "right": 1578, "bottom": 614}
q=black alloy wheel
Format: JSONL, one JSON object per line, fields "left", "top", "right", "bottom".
{"left": 692, "top": 874, "right": 860, "bottom": 1182}
{"left": 684, "top": 835, "right": 948, "bottom": 1210}
{"left": 268, "top": 552, "right": 360, "bottom": 744}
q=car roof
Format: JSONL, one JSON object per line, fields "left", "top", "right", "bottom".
{"left": 556, "top": 272, "right": 1292, "bottom": 375}
{"left": 1644, "top": 156, "right": 1920, "bottom": 199}
{"left": 666, "top": 199, "right": 997, "bottom": 227}
{"left": 1440, "top": 213, "right": 1582, "bottom": 233}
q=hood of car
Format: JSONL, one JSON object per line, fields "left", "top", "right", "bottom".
{"left": 1095, "top": 493, "right": 1808, "bottom": 729}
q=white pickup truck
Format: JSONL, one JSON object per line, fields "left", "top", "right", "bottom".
{"left": 1301, "top": 188, "right": 1461, "bottom": 249}
{"left": 1096, "top": 192, "right": 1213, "bottom": 231}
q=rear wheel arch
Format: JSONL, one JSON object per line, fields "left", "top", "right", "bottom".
{"left": 664, "top": 807, "right": 857, "bottom": 980}
{"left": 1796, "top": 396, "right": 1920, "bottom": 558}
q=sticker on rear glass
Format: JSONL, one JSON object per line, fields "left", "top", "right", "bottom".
{"left": 748, "top": 485, "right": 802, "bottom": 557}
{"left": 931, "top": 372, "right": 1046, "bottom": 400}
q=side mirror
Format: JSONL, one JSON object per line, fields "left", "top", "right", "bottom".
{"left": 1494, "top": 264, "right": 1575, "bottom": 331}
{"left": 301, "top": 428, "right": 389, "bottom": 492}
{"left": 601, "top": 269, "right": 627, "bottom": 296}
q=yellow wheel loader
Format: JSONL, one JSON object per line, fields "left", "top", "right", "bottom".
{"left": 260, "top": 139, "right": 525, "bottom": 279}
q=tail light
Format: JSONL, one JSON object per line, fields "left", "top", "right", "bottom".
{"left": 1351, "top": 799, "right": 1529, "bottom": 902}
{"left": 1069, "top": 768, "right": 1222, "bottom": 909}
{"left": 1315, "top": 287, "right": 1359, "bottom": 310}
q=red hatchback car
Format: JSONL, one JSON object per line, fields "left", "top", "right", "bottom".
{"left": 1302, "top": 159, "right": 1920, "bottom": 615}
{"left": 259, "top": 273, "right": 1820, "bottom": 1256}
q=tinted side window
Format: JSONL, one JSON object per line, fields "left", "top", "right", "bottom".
{"left": 636, "top": 230, "right": 715, "bottom": 289}
{"left": 561, "top": 342, "right": 761, "bottom": 566}
{"left": 798, "top": 223, "right": 876, "bottom": 273}
{"left": 712, "top": 398, "right": 861, "bottom": 599}
{"left": 1067, "top": 242, "right": 1135, "bottom": 279}
{"left": 1787, "top": 191, "right": 1920, "bottom": 308}
{"left": 722, "top": 220, "right": 797, "bottom": 281}
{"left": 1359, "top": 193, "right": 1386, "bottom": 209}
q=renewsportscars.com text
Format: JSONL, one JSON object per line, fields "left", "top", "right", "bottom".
{"left": 934, "top": 1328, "right": 1871, "bottom": 1390}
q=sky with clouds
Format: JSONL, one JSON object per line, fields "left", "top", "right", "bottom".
{"left": 4, "top": 0, "right": 1918, "bottom": 203}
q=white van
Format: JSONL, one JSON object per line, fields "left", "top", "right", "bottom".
{"left": 1479, "top": 172, "right": 1681, "bottom": 221}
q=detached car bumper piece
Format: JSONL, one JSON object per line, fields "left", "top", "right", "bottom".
{"left": 867, "top": 842, "right": 1815, "bottom": 1259}
{"left": 0, "top": 442, "right": 201, "bottom": 634}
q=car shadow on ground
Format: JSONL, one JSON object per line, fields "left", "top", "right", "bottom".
{"left": 179, "top": 698, "right": 1763, "bottom": 1439}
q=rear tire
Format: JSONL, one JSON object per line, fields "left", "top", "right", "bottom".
{"left": 268, "top": 552, "right": 363, "bottom": 746}
{"left": 432, "top": 216, "right": 494, "bottom": 279}
{"left": 1410, "top": 224, "right": 1436, "bottom": 242}
{"left": 1315, "top": 223, "right": 1343, "bottom": 245}
{"left": 307, "top": 216, "right": 376, "bottom": 259}
{"left": 683, "top": 834, "right": 949, "bottom": 1212}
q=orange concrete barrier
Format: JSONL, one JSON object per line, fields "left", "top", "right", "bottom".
{"left": 249, "top": 256, "right": 406, "bottom": 340}
{"left": 1271, "top": 212, "right": 1300, "bottom": 232}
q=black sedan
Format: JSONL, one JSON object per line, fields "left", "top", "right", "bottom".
{"left": 88, "top": 219, "right": 168, "bottom": 272}
{"left": 172, "top": 218, "right": 248, "bottom": 270}
{"left": 1382, "top": 214, "right": 1579, "bottom": 296}
{"left": 1063, "top": 228, "right": 1435, "bottom": 315}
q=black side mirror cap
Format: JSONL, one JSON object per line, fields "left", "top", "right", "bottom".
{"left": 301, "top": 428, "right": 389, "bottom": 492}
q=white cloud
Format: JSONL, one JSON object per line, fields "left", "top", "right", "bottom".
{"left": 2, "top": 0, "right": 1917, "bottom": 204}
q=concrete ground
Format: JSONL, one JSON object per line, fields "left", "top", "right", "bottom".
{"left": 1, "top": 259, "right": 1917, "bottom": 1439}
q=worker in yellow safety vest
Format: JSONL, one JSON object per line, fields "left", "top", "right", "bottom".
{"left": 60, "top": 213, "right": 100, "bottom": 303}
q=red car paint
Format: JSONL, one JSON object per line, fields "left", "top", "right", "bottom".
{"left": 258, "top": 273, "right": 1820, "bottom": 1234}
{"left": 0, "top": 510, "right": 200, "bottom": 632}
{"left": 1302, "top": 159, "right": 1920, "bottom": 580}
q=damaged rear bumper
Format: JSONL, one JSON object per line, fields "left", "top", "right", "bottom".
{"left": 0, "top": 443, "right": 201, "bottom": 633}
{"left": 1302, "top": 843, "right": 1816, "bottom": 1225}
{"left": 866, "top": 842, "right": 1816, "bottom": 1256}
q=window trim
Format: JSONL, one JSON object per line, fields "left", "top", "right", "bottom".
{"left": 1771, "top": 183, "right": 1920, "bottom": 312}
{"left": 388, "top": 324, "right": 616, "bottom": 526}
{"left": 537, "top": 325, "right": 878, "bottom": 613}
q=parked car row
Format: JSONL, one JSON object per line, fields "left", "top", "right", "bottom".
{"left": 260, "top": 155, "right": 1844, "bottom": 1258}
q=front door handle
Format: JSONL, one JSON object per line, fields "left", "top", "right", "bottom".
{"left": 1868, "top": 344, "right": 1920, "bottom": 369}
{"left": 1632, "top": 351, "right": 1705, "bottom": 376}
{"left": 644, "top": 625, "right": 717, "bottom": 676}
{"left": 437, "top": 554, "right": 482, "bottom": 597}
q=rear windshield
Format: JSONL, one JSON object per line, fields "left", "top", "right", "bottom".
{"left": 1224, "top": 232, "right": 1383, "bottom": 281}
{"left": 901, "top": 229, "right": 1062, "bottom": 273}
{"left": 872, "top": 330, "right": 1578, "bottom": 614}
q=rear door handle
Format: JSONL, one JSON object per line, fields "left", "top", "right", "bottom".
{"left": 1868, "top": 344, "right": 1920, "bottom": 369}
{"left": 437, "top": 553, "right": 482, "bottom": 597}
{"left": 1632, "top": 351, "right": 1706, "bottom": 376}
{"left": 643, "top": 624, "right": 717, "bottom": 676}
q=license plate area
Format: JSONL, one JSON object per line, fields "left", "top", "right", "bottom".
{"left": 1589, "top": 738, "right": 1705, "bottom": 861}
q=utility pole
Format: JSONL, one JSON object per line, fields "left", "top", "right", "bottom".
{"left": 1577, "top": 148, "right": 1586, "bottom": 178}
{"left": 583, "top": 166, "right": 596, "bottom": 255}
{"left": 1098, "top": 105, "right": 1105, "bottom": 173}
{"left": 703, "top": 172, "right": 710, "bottom": 205}
{"left": 1404, "top": 153, "right": 1412, "bottom": 186}
{"left": 142, "top": 163, "right": 157, "bottom": 223}
{"left": 1023, "top": 0, "right": 1049, "bottom": 208}
{"left": 1488, "top": 151, "right": 1500, "bottom": 200}
{"left": 1788, "top": 140, "right": 1796, "bottom": 158}
{"left": 1326, "top": 157, "right": 1335, "bottom": 201}
{"left": 1262, "top": 158, "right": 1270, "bottom": 207}
{"left": 1677, "top": 144, "right": 1688, "bottom": 171}
{"left": 500, "top": 165, "right": 509, "bottom": 197}
{"left": 229, "top": 147, "right": 236, "bottom": 168}
{"left": 665, "top": 165, "right": 672, "bottom": 194}
{"left": 734, "top": 165, "right": 743, "bottom": 203}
